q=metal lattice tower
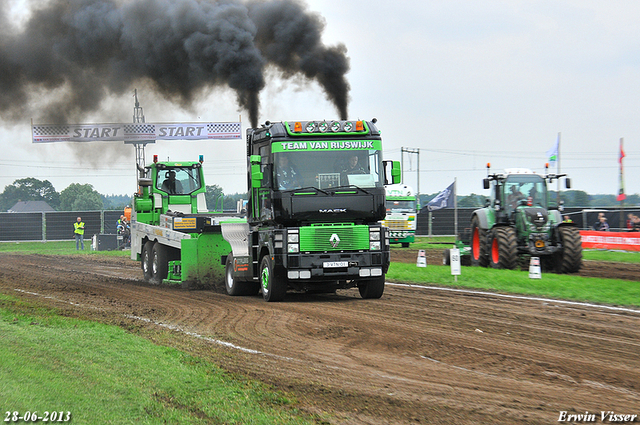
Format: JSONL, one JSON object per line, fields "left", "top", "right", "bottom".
{"left": 129, "top": 89, "right": 154, "bottom": 177}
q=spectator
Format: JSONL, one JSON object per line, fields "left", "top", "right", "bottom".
{"left": 593, "top": 215, "right": 609, "bottom": 231}
{"left": 630, "top": 214, "right": 640, "bottom": 232}
{"left": 563, "top": 215, "right": 573, "bottom": 223}
{"left": 74, "top": 217, "right": 85, "bottom": 250}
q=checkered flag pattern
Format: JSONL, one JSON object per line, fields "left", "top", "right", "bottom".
{"left": 208, "top": 122, "right": 241, "bottom": 135}
{"left": 124, "top": 124, "right": 155, "bottom": 135}
{"left": 32, "top": 125, "right": 70, "bottom": 136}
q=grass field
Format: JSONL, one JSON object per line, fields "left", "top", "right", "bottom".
{"left": 0, "top": 294, "right": 319, "bottom": 424}
{"left": 386, "top": 262, "right": 640, "bottom": 307}
{"left": 401, "top": 236, "right": 640, "bottom": 264}
{"left": 0, "top": 241, "right": 130, "bottom": 257}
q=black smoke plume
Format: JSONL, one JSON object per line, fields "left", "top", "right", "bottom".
{"left": 0, "top": 0, "right": 350, "bottom": 127}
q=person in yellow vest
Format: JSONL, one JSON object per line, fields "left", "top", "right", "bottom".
{"left": 74, "top": 217, "right": 85, "bottom": 250}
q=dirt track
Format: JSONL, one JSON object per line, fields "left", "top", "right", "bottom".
{"left": 1, "top": 252, "right": 639, "bottom": 424}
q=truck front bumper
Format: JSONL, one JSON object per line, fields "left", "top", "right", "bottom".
{"left": 280, "top": 251, "right": 390, "bottom": 281}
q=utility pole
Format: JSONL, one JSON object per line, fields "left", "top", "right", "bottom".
{"left": 401, "top": 147, "right": 420, "bottom": 202}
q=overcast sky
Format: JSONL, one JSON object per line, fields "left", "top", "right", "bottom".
{"left": 1, "top": 0, "right": 638, "bottom": 200}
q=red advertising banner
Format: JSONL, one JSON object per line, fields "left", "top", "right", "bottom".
{"left": 580, "top": 230, "right": 640, "bottom": 252}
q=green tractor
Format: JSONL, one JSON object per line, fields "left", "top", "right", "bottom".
{"left": 470, "top": 164, "right": 582, "bottom": 272}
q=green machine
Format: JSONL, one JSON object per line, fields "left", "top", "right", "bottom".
{"left": 130, "top": 155, "right": 238, "bottom": 288}
{"left": 466, "top": 164, "right": 582, "bottom": 272}
{"left": 221, "top": 119, "right": 401, "bottom": 301}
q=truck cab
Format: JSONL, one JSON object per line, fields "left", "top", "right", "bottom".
{"left": 131, "top": 156, "right": 235, "bottom": 287}
{"left": 382, "top": 184, "right": 417, "bottom": 247}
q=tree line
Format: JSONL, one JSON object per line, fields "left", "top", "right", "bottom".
{"left": 0, "top": 178, "right": 246, "bottom": 212}
{"left": 420, "top": 190, "right": 640, "bottom": 209}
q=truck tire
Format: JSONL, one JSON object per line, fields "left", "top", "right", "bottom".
{"left": 141, "top": 241, "right": 154, "bottom": 282}
{"left": 151, "top": 243, "right": 169, "bottom": 284}
{"left": 260, "top": 256, "right": 286, "bottom": 302}
{"left": 555, "top": 226, "right": 583, "bottom": 273}
{"left": 488, "top": 227, "right": 518, "bottom": 270}
{"left": 358, "top": 276, "right": 385, "bottom": 299}
{"left": 225, "top": 253, "right": 259, "bottom": 296}
{"left": 471, "top": 216, "right": 489, "bottom": 267}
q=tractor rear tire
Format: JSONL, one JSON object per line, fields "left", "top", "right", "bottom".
{"left": 489, "top": 227, "right": 518, "bottom": 270}
{"left": 471, "top": 216, "right": 489, "bottom": 267}
{"left": 555, "top": 227, "right": 583, "bottom": 273}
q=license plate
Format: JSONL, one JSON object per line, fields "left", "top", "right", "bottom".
{"left": 323, "top": 261, "right": 348, "bottom": 268}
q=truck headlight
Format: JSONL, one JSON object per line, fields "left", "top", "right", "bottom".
{"left": 288, "top": 244, "right": 299, "bottom": 253}
{"left": 287, "top": 233, "right": 299, "bottom": 243}
{"left": 370, "top": 241, "right": 381, "bottom": 250}
{"left": 370, "top": 229, "right": 380, "bottom": 241}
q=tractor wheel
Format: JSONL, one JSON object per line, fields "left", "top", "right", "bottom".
{"left": 225, "top": 253, "right": 259, "bottom": 296}
{"left": 488, "top": 227, "right": 518, "bottom": 270}
{"left": 141, "top": 240, "right": 154, "bottom": 282}
{"left": 471, "top": 216, "right": 489, "bottom": 267}
{"left": 151, "top": 243, "right": 169, "bottom": 284}
{"left": 555, "top": 227, "right": 583, "bottom": 273}
{"left": 358, "top": 276, "right": 385, "bottom": 299}
{"left": 260, "top": 256, "right": 286, "bottom": 302}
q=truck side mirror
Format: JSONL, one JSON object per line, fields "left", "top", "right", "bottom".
{"left": 483, "top": 178, "right": 490, "bottom": 190}
{"left": 250, "top": 155, "right": 263, "bottom": 188}
{"left": 383, "top": 160, "right": 401, "bottom": 185}
{"left": 565, "top": 178, "right": 571, "bottom": 189}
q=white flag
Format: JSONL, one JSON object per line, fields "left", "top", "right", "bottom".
{"left": 546, "top": 135, "right": 559, "bottom": 165}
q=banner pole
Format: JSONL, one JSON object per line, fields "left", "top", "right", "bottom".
{"left": 454, "top": 178, "right": 458, "bottom": 241}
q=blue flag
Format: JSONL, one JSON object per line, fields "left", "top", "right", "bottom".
{"left": 426, "top": 182, "right": 455, "bottom": 211}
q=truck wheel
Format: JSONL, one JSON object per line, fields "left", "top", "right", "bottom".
{"left": 151, "top": 243, "right": 169, "bottom": 284}
{"left": 471, "top": 216, "right": 488, "bottom": 267}
{"left": 358, "top": 276, "right": 385, "bottom": 299}
{"left": 225, "top": 253, "right": 259, "bottom": 296}
{"left": 489, "top": 227, "right": 518, "bottom": 270}
{"left": 141, "top": 241, "right": 154, "bottom": 282}
{"left": 555, "top": 227, "right": 583, "bottom": 273}
{"left": 260, "top": 256, "right": 286, "bottom": 302}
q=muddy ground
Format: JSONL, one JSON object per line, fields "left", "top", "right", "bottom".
{"left": 0, "top": 251, "right": 638, "bottom": 424}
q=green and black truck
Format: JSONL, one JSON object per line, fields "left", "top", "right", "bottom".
{"left": 222, "top": 119, "right": 401, "bottom": 301}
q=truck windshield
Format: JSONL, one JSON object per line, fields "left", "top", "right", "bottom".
{"left": 504, "top": 175, "right": 546, "bottom": 209}
{"left": 157, "top": 167, "right": 202, "bottom": 195}
{"left": 386, "top": 199, "right": 416, "bottom": 213}
{"left": 274, "top": 149, "right": 383, "bottom": 191}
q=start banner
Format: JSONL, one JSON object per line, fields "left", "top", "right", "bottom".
{"left": 32, "top": 122, "right": 241, "bottom": 143}
{"left": 580, "top": 230, "right": 640, "bottom": 252}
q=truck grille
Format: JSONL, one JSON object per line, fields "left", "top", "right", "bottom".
{"left": 383, "top": 219, "right": 412, "bottom": 230}
{"left": 300, "top": 224, "right": 369, "bottom": 252}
